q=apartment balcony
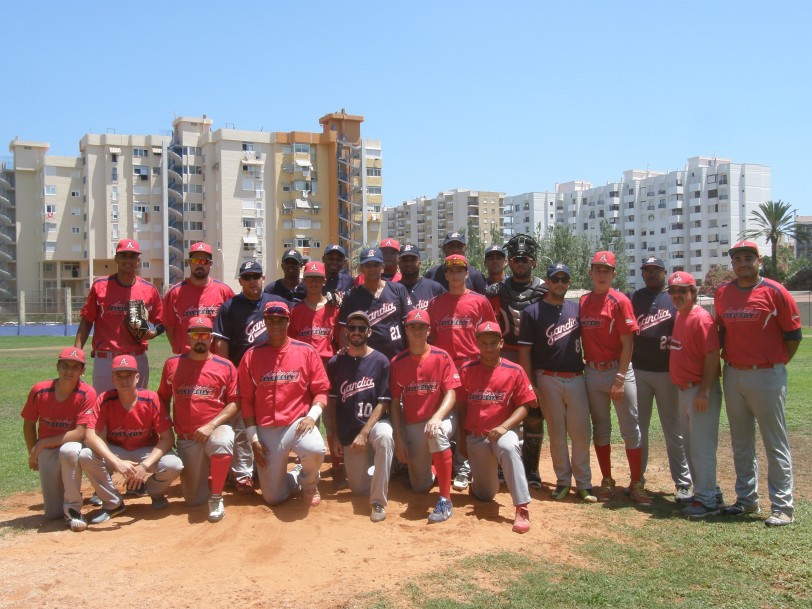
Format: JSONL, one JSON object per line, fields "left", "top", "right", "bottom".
{"left": 689, "top": 211, "right": 703, "bottom": 222}
{"left": 168, "top": 164, "right": 183, "bottom": 182}
{"left": 0, "top": 267, "right": 12, "bottom": 281}
{"left": 690, "top": 256, "right": 703, "bottom": 266}
{"left": 167, "top": 223, "right": 183, "bottom": 240}
{"left": 668, "top": 198, "right": 684, "bottom": 210}
{"left": 0, "top": 211, "right": 13, "bottom": 226}
{"left": 0, "top": 248, "right": 14, "bottom": 263}
{"left": 0, "top": 193, "right": 10, "bottom": 207}
{"left": 670, "top": 213, "right": 684, "bottom": 223}
{"left": 607, "top": 209, "right": 619, "bottom": 218}
{"left": 689, "top": 226, "right": 703, "bottom": 237}
{"left": 168, "top": 207, "right": 183, "bottom": 222}
{"left": 666, "top": 185, "right": 683, "bottom": 195}
{"left": 0, "top": 174, "right": 11, "bottom": 189}
{"left": 167, "top": 146, "right": 182, "bottom": 164}
{"left": 0, "top": 229, "right": 12, "bottom": 244}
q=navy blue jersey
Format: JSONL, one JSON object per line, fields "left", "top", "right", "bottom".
{"left": 424, "top": 264, "right": 487, "bottom": 295}
{"left": 399, "top": 277, "right": 446, "bottom": 311}
{"left": 630, "top": 288, "right": 675, "bottom": 372}
{"left": 324, "top": 272, "right": 354, "bottom": 296}
{"left": 327, "top": 350, "right": 391, "bottom": 446}
{"left": 518, "top": 298, "right": 584, "bottom": 373}
{"left": 212, "top": 292, "right": 286, "bottom": 366}
{"left": 339, "top": 282, "right": 414, "bottom": 359}
{"left": 263, "top": 279, "right": 306, "bottom": 304}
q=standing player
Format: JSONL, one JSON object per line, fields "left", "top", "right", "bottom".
{"left": 396, "top": 243, "right": 446, "bottom": 311}
{"left": 457, "top": 322, "right": 536, "bottom": 533}
{"left": 322, "top": 244, "right": 354, "bottom": 303}
{"left": 667, "top": 272, "right": 724, "bottom": 519}
{"left": 74, "top": 238, "right": 164, "bottom": 392}
{"left": 390, "top": 310, "right": 460, "bottom": 523}
{"left": 264, "top": 249, "right": 306, "bottom": 304}
{"left": 157, "top": 317, "right": 239, "bottom": 523}
{"left": 424, "top": 232, "right": 487, "bottom": 294}
{"left": 631, "top": 257, "right": 692, "bottom": 501}
{"left": 324, "top": 311, "right": 394, "bottom": 522}
{"left": 715, "top": 241, "right": 801, "bottom": 526}
{"left": 21, "top": 347, "right": 97, "bottom": 531}
{"left": 580, "top": 251, "right": 651, "bottom": 506}
{"left": 339, "top": 247, "right": 414, "bottom": 360}
{"left": 518, "top": 263, "right": 596, "bottom": 502}
{"left": 79, "top": 355, "right": 183, "bottom": 523}
{"left": 238, "top": 302, "right": 329, "bottom": 507}
{"left": 380, "top": 238, "right": 403, "bottom": 282}
{"left": 162, "top": 242, "right": 234, "bottom": 354}
{"left": 483, "top": 245, "right": 507, "bottom": 286}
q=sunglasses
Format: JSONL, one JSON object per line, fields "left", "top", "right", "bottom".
{"left": 190, "top": 258, "right": 212, "bottom": 265}
{"left": 548, "top": 276, "right": 570, "bottom": 284}
{"left": 188, "top": 332, "right": 212, "bottom": 340}
{"left": 346, "top": 324, "right": 369, "bottom": 333}
{"left": 241, "top": 274, "right": 262, "bottom": 281}
{"left": 668, "top": 287, "right": 690, "bottom": 294}
{"left": 511, "top": 256, "right": 531, "bottom": 264}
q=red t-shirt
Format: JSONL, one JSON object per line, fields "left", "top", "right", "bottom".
{"left": 579, "top": 289, "right": 638, "bottom": 363}
{"left": 669, "top": 305, "right": 720, "bottom": 386}
{"left": 80, "top": 275, "right": 163, "bottom": 353}
{"left": 157, "top": 354, "right": 239, "bottom": 436}
{"left": 428, "top": 290, "right": 497, "bottom": 365}
{"left": 390, "top": 347, "right": 461, "bottom": 424}
{"left": 287, "top": 301, "right": 340, "bottom": 361}
{"left": 88, "top": 389, "right": 172, "bottom": 450}
{"left": 21, "top": 379, "right": 97, "bottom": 439}
{"left": 714, "top": 278, "right": 802, "bottom": 366}
{"left": 163, "top": 279, "right": 235, "bottom": 354}
{"left": 238, "top": 339, "right": 330, "bottom": 427}
{"left": 458, "top": 359, "right": 536, "bottom": 435}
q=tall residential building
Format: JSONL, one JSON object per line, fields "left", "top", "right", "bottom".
{"left": 6, "top": 110, "right": 381, "bottom": 304}
{"left": 503, "top": 191, "right": 557, "bottom": 239}
{"left": 795, "top": 215, "right": 812, "bottom": 260}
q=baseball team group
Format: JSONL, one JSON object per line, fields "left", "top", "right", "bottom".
{"left": 22, "top": 230, "right": 801, "bottom": 535}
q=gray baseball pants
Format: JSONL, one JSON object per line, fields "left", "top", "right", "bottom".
{"left": 585, "top": 366, "right": 642, "bottom": 449}
{"left": 92, "top": 352, "right": 149, "bottom": 393}
{"left": 229, "top": 412, "right": 255, "bottom": 482}
{"left": 678, "top": 380, "right": 722, "bottom": 508}
{"left": 342, "top": 420, "right": 394, "bottom": 507}
{"left": 177, "top": 425, "right": 235, "bottom": 506}
{"left": 403, "top": 416, "right": 455, "bottom": 493}
{"left": 467, "top": 431, "right": 531, "bottom": 506}
{"left": 36, "top": 441, "right": 84, "bottom": 519}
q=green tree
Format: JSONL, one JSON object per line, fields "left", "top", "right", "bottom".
{"left": 536, "top": 224, "right": 592, "bottom": 288}
{"left": 463, "top": 220, "right": 487, "bottom": 274}
{"left": 594, "top": 220, "right": 628, "bottom": 293}
{"left": 699, "top": 265, "right": 736, "bottom": 297}
{"left": 739, "top": 200, "right": 808, "bottom": 279}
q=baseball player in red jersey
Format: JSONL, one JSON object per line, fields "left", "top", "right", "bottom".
{"left": 580, "top": 251, "right": 651, "bottom": 506}
{"left": 162, "top": 242, "right": 235, "bottom": 354}
{"left": 458, "top": 322, "right": 536, "bottom": 533}
{"left": 390, "top": 309, "right": 461, "bottom": 523}
{"left": 157, "top": 317, "right": 239, "bottom": 523}
{"left": 75, "top": 239, "right": 164, "bottom": 393}
{"left": 288, "top": 261, "right": 340, "bottom": 363}
{"left": 667, "top": 272, "right": 724, "bottom": 519}
{"left": 239, "top": 301, "right": 329, "bottom": 507}
{"left": 21, "top": 347, "right": 97, "bottom": 531}
{"left": 79, "top": 355, "right": 183, "bottom": 524}
{"left": 715, "top": 241, "right": 801, "bottom": 526}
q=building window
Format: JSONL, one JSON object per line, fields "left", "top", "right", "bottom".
{"left": 183, "top": 165, "right": 202, "bottom": 175}
{"left": 153, "top": 167, "right": 161, "bottom": 175}
{"left": 293, "top": 143, "right": 310, "bottom": 154}
{"left": 141, "top": 261, "right": 150, "bottom": 269}
{"left": 183, "top": 221, "right": 204, "bottom": 230}
{"left": 708, "top": 189, "right": 718, "bottom": 199}
{"left": 183, "top": 202, "right": 203, "bottom": 212}
{"left": 366, "top": 167, "right": 382, "bottom": 177}
{"left": 71, "top": 227, "right": 80, "bottom": 234}
{"left": 112, "top": 205, "right": 119, "bottom": 220}
{"left": 242, "top": 143, "right": 255, "bottom": 152}
{"left": 111, "top": 168, "right": 119, "bottom": 181}
{"left": 133, "top": 149, "right": 148, "bottom": 157}
{"left": 71, "top": 190, "right": 80, "bottom": 197}
{"left": 367, "top": 186, "right": 382, "bottom": 195}
{"left": 45, "top": 185, "right": 57, "bottom": 195}
{"left": 153, "top": 205, "right": 160, "bottom": 212}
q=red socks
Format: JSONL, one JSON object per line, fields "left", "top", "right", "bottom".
{"left": 432, "top": 448, "right": 452, "bottom": 499}
{"left": 625, "top": 446, "right": 643, "bottom": 483}
{"left": 594, "top": 443, "right": 613, "bottom": 479}
{"left": 209, "top": 454, "right": 231, "bottom": 496}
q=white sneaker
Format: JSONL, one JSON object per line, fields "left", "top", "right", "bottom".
{"left": 370, "top": 503, "right": 386, "bottom": 522}
{"left": 208, "top": 496, "right": 225, "bottom": 523}
{"left": 64, "top": 508, "right": 87, "bottom": 532}
{"left": 452, "top": 474, "right": 469, "bottom": 491}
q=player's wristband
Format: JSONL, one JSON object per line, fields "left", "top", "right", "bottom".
{"left": 246, "top": 425, "right": 259, "bottom": 444}
{"left": 153, "top": 324, "right": 165, "bottom": 336}
{"left": 307, "top": 405, "right": 323, "bottom": 421}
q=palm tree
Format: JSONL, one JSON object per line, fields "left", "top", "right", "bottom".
{"left": 739, "top": 200, "right": 807, "bottom": 279}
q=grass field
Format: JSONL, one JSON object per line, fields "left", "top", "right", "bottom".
{"left": 1, "top": 334, "right": 809, "bottom": 608}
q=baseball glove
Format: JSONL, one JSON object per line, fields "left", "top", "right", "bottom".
{"left": 126, "top": 299, "right": 150, "bottom": 342}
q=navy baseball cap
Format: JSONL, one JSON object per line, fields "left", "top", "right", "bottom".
{"left": 640, "top": 257, "right": 666, "bottom": 270}
{"left": 443, "top": 231, "right": 466, "bottom": 246}
{"left": 360, "top": 247, "right": 384, "bottom": 265}
{"left": 239, "top": 260, "right": 263, "bottom": 276}
{"left": 281, "top": 249, "right": 304, "bottom": 264}
{"left": 546, "top": 262, "right": 571, "bottom": 278}
{"left": 324, "top": 244, "right": 346, "bottom": 258}
{"left": 399, "top": 243, "right": 421, "bottom": 259}
{"left": 484, "top": 244, "right": 506, "bottom": 258}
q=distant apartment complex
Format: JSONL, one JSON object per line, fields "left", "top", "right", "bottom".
{"left": 3, "top": 110, "right": 382, "bottom": 305}
{"left": 795, "top": 215, "right": 812, "bottom": 259}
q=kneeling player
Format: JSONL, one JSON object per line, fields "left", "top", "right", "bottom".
{"left": 458, "top": 322, "right": 536, "bottom": 533}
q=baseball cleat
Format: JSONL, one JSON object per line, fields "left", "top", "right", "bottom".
{"left": 526, "top": 471, "right": 543, "bottom": 489}
{"left": 151, "top": 495, "right": 169, "bottom": 511}
{"left": 208, "top": 496, "right": 225, "bottom": 523}
{"left": 630, "top": 482, "right": 653, "bottom": 506}
{"left": 720, "top": 501, "right": 760, "bottom": 517}
{"left": 64, "top": 508, "right": 88, "bottom": 532}
{"left": 764, "top": 511, "right": 794, "bottom": 527}
{"left": 674, "top": 487, "right": 694, "bottom": 504}
{"left": 234, "top": 476, "right": 255, "bottom": 495}
{"left": 370, "top": 503, "right": 386, "bottom": 523}
{"left": 512, "top": 506, "right": 531, "bottom": 534}
{"left": 551, "top": 485, "right": 570, "bottom": 500}
{"left": 595, "top": 477, "right": 616, "bottom": 502}
{"left": 427, "top": 497, "right": 453, "bottom": 523}
{"left": 125, "top": 482, "right": 148, "bottom": 497}
{"left": 88, "top": 493, "right": 103, "bottom": 507}
{"left": 452, "top": 474, "right": 470, "bottom": 491}
{"left": 578, "top": 489, "right": 598, "bottom": 503}
{"left": 682, "top": 502, "right": 720, "bottom": 519}
{"left": 90, "top": 501, "right": 126, "bottom": 524}
{"left": 304, "top": 489, "right": 321, "bottom": 507}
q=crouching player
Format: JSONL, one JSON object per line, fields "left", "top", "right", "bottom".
{"left": 458, "top": 322, "right": 536, "bottom": 533}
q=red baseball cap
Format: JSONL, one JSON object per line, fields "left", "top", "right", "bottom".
{"left": 263, "top": 301, "right": 291, "bottom": 317}
{"left": 728, "top": 240, "right": 760, "bottom": 257}
{"left": 444, "top": 254, "right": 468, "bottom": 268}
{"left": 380, "top": 238, "right": 400, "bottom": 251}
{"left": 591, "top": 251, "right": 616, "bottom": 268}
{"left": 189, "top": 242, "right": 213, "bottom": 256}
{"left": 112, "top": 355, "right": 138, "bottom": 372}
{"left": 668, "top": 272, "right": 696, "bottom": 288}
{"left": 303, "top": 261, "right": 326, "bottom": 278}
{"left": 405, "top": 309, "right": 431, "bottom": 326}
{"left": 475, "top": 321, "right": 502, "bottom": 337}
{"left": 58, "top": 347, "right": 86, "bottom": 365}
{"left": 187, "top": 316, "right": 213, "bottom": 331}
{"left": 116, "top": 239, "right": 141, "bottom": 254}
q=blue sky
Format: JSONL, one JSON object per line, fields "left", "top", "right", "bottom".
{"left": 3, "top": 0, "right": 810, "bottom": 213}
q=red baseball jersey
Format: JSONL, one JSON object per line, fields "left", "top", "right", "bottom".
{"left": 714, "top": 278, "right": 802, "bottom": 366}
{"left": 88, "top": 389, "right": 172, "bottom": 450}
{"left": 669, "top": 305, "right": 720, "bottom": 386}
{"left": 457, "top": 359, "right": 536, "bottom": 435}
{"left": 427, "top": 290, "right": 497, "bottom": 365}
{"left": 238, "top": 339, "right": 330, "bottom": 427}
{"left": 354, "top": 271, "right": 403, "bottom": 285}
{"left": 21, "top": 380, "right": 97, "bottom": 439}
{"left": 579, "top": 289, "right": 638, "bottom": 363}
{"left": 163, "top": 279, "right": 235, "bottom": 354}
{"left": 157, "top": 354, "right": 239, "bottom": 436}
{"left": 390, "top": 346, "right": 461, "bottom": 424}
{"left": 80, "top": 275, "right": 163, "bottom": 353}
{"left": 287, "top": 300, "right": 340, "bottom": 361}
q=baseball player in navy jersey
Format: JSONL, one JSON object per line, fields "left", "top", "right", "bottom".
{"left": 424, "top": 232, "right": 487, "bottom": 294}
{"left": 157, "top": 317, "right": 239, "bottom": 523}
{"left": 397, "top": 243, "right": 446, "bottom": 310}
{"left": 213, "top": 261, "right": 286, "bottom": 495}
{"left": 264, "top": 249, "right": 306, "bottom": 304}
{"left": 390, "top": 309, "right": 461, "bottom": 523}
{"left": 580, "top": 251, "right": 651, "bottom": 506}
{"left": 518, "top": 263, "right": 596, "bottom": 502}
{"left": 22, "top": 347, "right": 97, "bottom": 531}
{"left": 322, "top": 244, "right": 354, "bottom": 304}
{"left": 667, "top": 272, "right": 724, "bottom": 519}
{"left": 379, "top": 238, "right": 403, "bottom": 282}
{"left": 339, "top": 247, "right": 414, "bottom": 359}
{"left": 324, "top": 311, "right": 394, "bottom": 522}
{"left": 458, "top": 322, "right": 536, "bottom": 533}
{"left": 484, "top": 245, "right": 507, "bottom": 286}
{"left": 631, "top": 257, "right": 692, "bottom": 501}
{"left": 715, "top": 241, "right": 801, "bottom": 526}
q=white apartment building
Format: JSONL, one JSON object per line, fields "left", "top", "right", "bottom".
{"left": 503, "top": 191, "right": 557, "bottom": 239}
